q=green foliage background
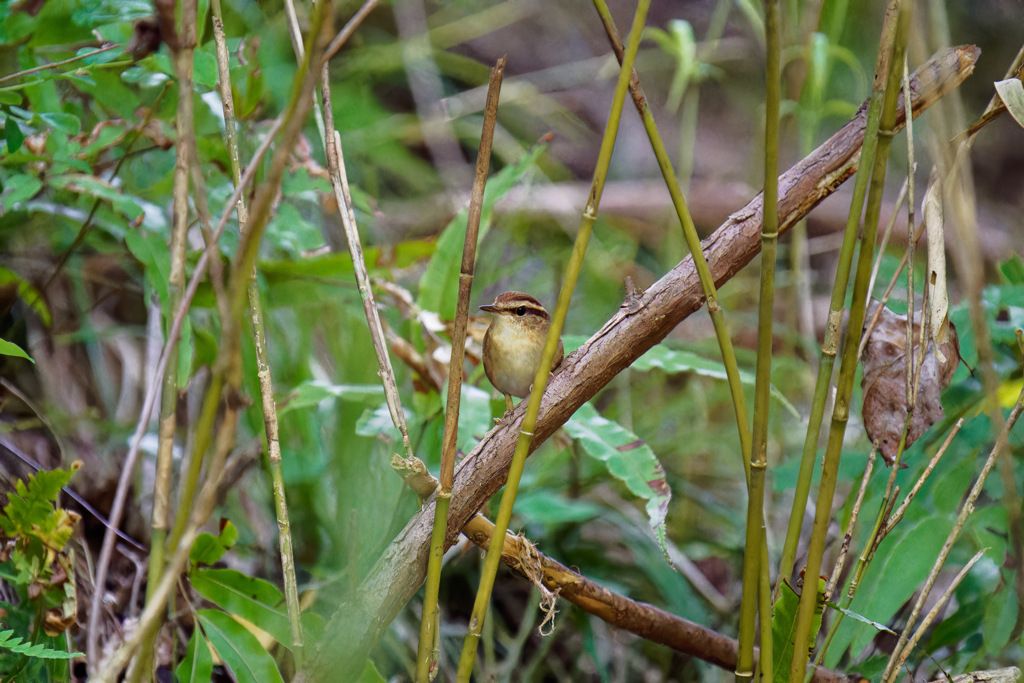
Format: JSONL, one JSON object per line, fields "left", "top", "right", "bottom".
{"left": 0, "top": 0, "right": 1022, "bottom": 681}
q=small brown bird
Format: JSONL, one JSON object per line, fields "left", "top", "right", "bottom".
{"left": 480, "top": 291, "right": 564, "bottom": 413}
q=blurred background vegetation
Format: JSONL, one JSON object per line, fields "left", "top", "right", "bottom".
{"left": 0, "top": 0, "right": 1023, "bottom": 681}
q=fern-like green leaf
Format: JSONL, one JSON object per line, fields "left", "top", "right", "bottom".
{"left": 0, "top": 629, "right": 82, "bottom": 660}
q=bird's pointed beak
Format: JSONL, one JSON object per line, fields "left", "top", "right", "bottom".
{"left": 479, "top": 303, "right": 498, "bottom": 313}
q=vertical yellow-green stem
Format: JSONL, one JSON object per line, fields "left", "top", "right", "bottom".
{"left": 591, "top": 0, "right": 751, "bottom": 476}
{"left": 774, "top": 0, "right": 903, "bottom": 598}
{"left": 416, "top": 57, "right": 506, "bottom": 682}
{"left": 455, "top": 2, "right": 650, "bottom": 678}
{"left": 788, "top": 4, "right": 911, "bottom": 680}
{"left": 209, "top": 0, "right": 305, "bottom": 656}
{"left": 132, "top": 4, "right": 197, "bottom": 678}
{"left": 738, "top": 0, "right": 780, "bottom": 680}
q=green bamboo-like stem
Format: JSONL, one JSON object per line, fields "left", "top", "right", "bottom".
{"left": 169, "top": 0, "right": 328, "bottom": 633}
{"left": 589, "top": 6, "right": 771, "bottom": 676}
{"left": 738, "top": 1, "right": 780, "bottom": 680}
{"left": 774, "top": 0, "right": 903, "bottom": 599}
{"left": 92, "top": 6, "right": 333, "bottom": 681}
{"left": 590, "top": 0, "right": 751, "bottom": 476}
{"left": 455, "top": 3, "right": 650, "bottom": 678}
{"left": 208, "top": 0, "right": 304, "bottom": 656}
{"left": 415, "top": 57, "right": 506, "bottom": 682}
{"left": 788, "top": 4, "right": 911, "bottom": 680}
{"left": 116, "top": 2, "right": 197, "bottom": 677}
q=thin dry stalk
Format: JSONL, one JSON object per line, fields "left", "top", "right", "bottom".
{"left": 884, "top": 418, "right": 962, "bottom": 535}
{"left": 888, "top": 549, "right": 986, "bottom": 677}
{"left": 209, "top": 0, "right": 304, "bottom": 653}
{"left": 882, "top": 386, "right": 1024, "bottom": 681}
{"left": 308, "top": 1, "right": 415, "bottom": 460}
{"left": 825, "top": 449, "right": 876, "bottom": 600}
{"left": 90, "top": 3, "right": 197, "bottom": 669}
{"left": 415, "top": 56, "right": 506, "bottom": 682}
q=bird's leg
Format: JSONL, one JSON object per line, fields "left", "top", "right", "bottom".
{"left": 493, "top": 393, "right": 516, "bottom": 425}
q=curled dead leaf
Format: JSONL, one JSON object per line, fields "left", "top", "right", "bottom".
{"left": 861, "top": 300, "right": 960, "bottom": 464}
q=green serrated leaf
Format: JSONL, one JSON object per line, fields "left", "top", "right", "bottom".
{"left": 563, "top": 402, "right": 672, "bottom": 562}
{"left": 176, "top": 626, "right": 214, "bottom": 683}
{"left": 196, "top": 609, "right": 285, "bottom": 683}
{"left": 190, "top": 568, "right": 292, "bottom": 650}
{"left": 0, "top": 629, "right": 81, "bottom": 660}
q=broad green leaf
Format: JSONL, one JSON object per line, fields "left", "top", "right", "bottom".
{"left": 824, "top": 516, "right": 952, "bottom": 667}
{"left": 356, "top": 402, "right": 411, "bottom": 440}
{"left": 360, "top": 659, "right": 387, "bottom": 683}
{"left": 995, "top": 77, "right": 1024, "bottom": 129}
{"left": 418, "top": 142, "right": 547, "bottom": 318}
{"left": 445, "top": 383, "right": 492, "bottom": 455}
{"left": 0, "top": 338, "right": 33, "bottom": 363}
{"left": 50, "top": 174, "right": 143, "bottom": 221}
{"left": 980, "top": 583, "right": 1018, "bottom": 655}
{"left": 176, "top": 628, "right": 213, "bottom": 683}
{"left": 516, "top": 489, "right": 604, "bottom": 526}
{"left": 196, "top": 609, "right": 285, "bottom": 683}
{"left": 278, "top": 381, "right": 384, "bottom": 415}
{"left": 3, "top": 115, "right": 25, "bottom": 152}
{"left": 124, "top": 228, "right": 171, "bottom": 310}
{"left": 563, "top": 402, "right": 672, "bottom": 561}
{"left": 189, "top": 520, "right": 239, "bottom": 566}
{"left": 259, "top": 238, "right": 435, "bottom": 284}
{"left": 37, "top": 112, "right": 81, "bottom": 135}
{"left": 633, "top": 343, "right": 800, "bottom": 418}
{"left": 771, "top": 578, "right": 823, "bottom": 682}
{"left": 190, "top": 568, "right": 292, "bottom": 650}
{"left": 1, "top": 172, "right": 41, "bottom": 205}
{"left": 998, "top": 254, "right": 1024, "bottom": 286}
{"left": 264, "top": 201, "right": 323, "bottom": 257}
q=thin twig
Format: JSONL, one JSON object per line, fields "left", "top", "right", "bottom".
{"left": 415, "top": 55, "right": 505, "bottom": 682}
{"left": 308, "top": 0, "right": 416, "bottom": 460}
{"left": 884, "top": 418, "right": 962, "bottom": 536}
{"left": 889, "top": 548, "right": 986, "bottom": 676}
{"left": 825, "top": 449, "right": 876, "bottom": 600}
{"left": 87, "top": 114, "right": 284, "bottom": 673}
{"left": 882, "top": 386, "right": 1024, "bottom": 681}
{"left": 0, "top": 43, "right": 122, "bottom": 84}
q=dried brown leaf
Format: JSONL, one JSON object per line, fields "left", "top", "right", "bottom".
{"left": 861, "top": 300, "right": 960, "bottom": 464}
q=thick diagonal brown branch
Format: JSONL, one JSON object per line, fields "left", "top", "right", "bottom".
{"left": 301, "top": 44, "right": 979, "bottom": 681}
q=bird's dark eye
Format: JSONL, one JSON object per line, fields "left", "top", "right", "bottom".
{"left": 516, "top": 306, "right": 527, "bottom": 316}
